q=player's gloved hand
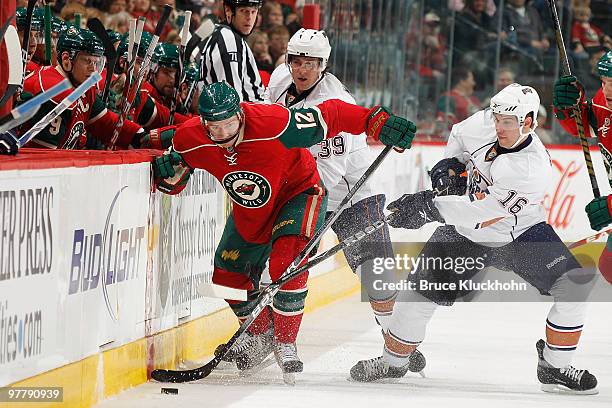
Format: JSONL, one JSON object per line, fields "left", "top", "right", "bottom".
{"left": 153, "top": 150, "right": 193, "bottom": 195}
{"left": 366, "top": 106, "right": 416, "bottom": 151}
{"left": 585, "top": 195, "right": 612, "bottom": 231}
{"left": 430, "top": 157, "right": 467, "bottom": 196}
{"left": 140, "top": 126, "right": 176, "bottom": 149}
{"left": 553, "top": 75, "right": 583, "bottom": 110}
{"left": 386, "top": 190, "right": 444, "bottom": 229}
{"left": 0, "top": 132, "right": 19, "bottom": 155}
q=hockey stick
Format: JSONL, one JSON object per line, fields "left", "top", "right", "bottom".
{"left": 151, "top": 145, "right": 393, "bottom": 383}
{"left": 44, "top": 1, "right": 52, "bottom": 65}
{"left": 0, "top": 78, "right": 71, "bottom": 133}
{"left": 198, "top": 214, "right": 392, "bottom": 301}
{"left": 18, "top": 72, "right": 102, "bottom": 147}
{"left": 110, "top": 5, "right": 172, "bottom": 148}
{"left": 0, "top": 13, "right": 13, "bottom": 43}
{"left": 87, "top": 18, "right": 119, "bottom": 105}
{"left": 0, "top": 25, "right": 24, "bottom": 107}
{"left": 546, "top": 0, "right": 599, "bottom": 198}
{"left": 169, "top": 10, "right": 191, "bottom": 125}
{"left": 20, "top": 0, "right": 37, "bottom": 81}
{"left": 185, "top": 16, "right": 216, "bottom": 63}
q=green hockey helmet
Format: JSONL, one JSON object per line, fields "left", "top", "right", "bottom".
{"left": 199, "top": 82, "right": 241, "bottom": 122}
{"left": 16, "top": 7, "right": 43, "bottom": 31}
{"left": 152, "top": 43, "right": 180, "bottom": 69}
{"left": 106, "top": 29, "right": 123, "bottom": 45}
{"left": 57, "top": 26, "right": 105, "bottom": 59}
{"left": 597, "top": 51, "right": 612, "bottom": 78}
{"left": 32, "top": 8, "right": 63, "bottom": 32}
{"left": 224, "top": 0, "right": 263, "bottom": 8}
{"left": 117, "top": 30, "right": 154, "bottom": 60}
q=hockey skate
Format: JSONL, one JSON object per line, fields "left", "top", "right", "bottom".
{"left": 214, "top": 327, "right": 274, "bottom": 371}
{"left": 536, "top": 339, "right": 598, "bottom": 395}
{"left": 273, "top": 342, "right": 303, "bottom": 385}
{"left": 350, "top": 349, "right": 426, "bottom": 382}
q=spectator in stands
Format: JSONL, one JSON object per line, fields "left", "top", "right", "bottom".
{"left": 261, "top": 0, "right": 285, "bottom": 29}
{"left": 436, "top": 66, "right": 481, "bottom": 128}
{"left": 502, "top": 0, "right": 550, "bottom": 58}
{"left": 106, "top": 10, "right": 132, "bottom": 33}
{"left": 571, "top": 5, "right": 612, "bottom": 55}
{"left": 247, "top": 29, "right": 275, "bottom": 75}
{"left": 582, "top": 46, "right": 609, "bottom": 97}
{"left": 106, "top": 0, "right": 128, "bottom": 14}
{"left": 131, "top": 0, "right": 151, "bottom": 18}
{"left": 267, "top": 24, "right": 290, "bottom": 67}
{"left": 285, "top": 0, "right": 303, "bottom": 36}
{"left": 60, "top": 3, "right": 88, "bottom": 27}
{"left": 449, "top": 0, "right": 497, "bottom": 16}
{"left": 481, "top": 66, "right": 517, "bottom": 108}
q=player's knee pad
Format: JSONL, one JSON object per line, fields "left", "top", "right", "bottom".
{"left": 272, "top": 288, "right": 308, "bottom": 316}
{"left": 549, "top": 268, "right": 596, "bottom": 304}
{"left": 387, "top": 291, "right": 438, "bottom": 344}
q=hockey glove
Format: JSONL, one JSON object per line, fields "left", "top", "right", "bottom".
{"left": 0, "top": 132, "right": 19, "bottom": 155}
{"left": 386, "top": 190, "right": 444, "bottom": 229}
{"left": 553, "top": 76, "right": 583, "bottom": 111}
{"left": 153, "top": 151, "right": 193, "bottom": 195}
{"left": 141, "top": 126, "right": 176, "bottom": 149}
{"left": 366, "top": 106, "right": 416, "bottom": 151}
{"left": 430, "top": 157, "right": 467, "bottom": 196}
{"left": 585, "top": 195, "right": 612, "bottom": 231}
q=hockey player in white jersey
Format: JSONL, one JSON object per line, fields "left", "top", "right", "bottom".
{"left": 264, "top": 28, "right": 422, "bottom": 376}
{"left": 350, "top": 84, "right": 599, "bottom": 394}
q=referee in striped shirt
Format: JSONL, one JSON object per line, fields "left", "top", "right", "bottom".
{"left": 199, "top": 0, "right": 265, "bottom": 102}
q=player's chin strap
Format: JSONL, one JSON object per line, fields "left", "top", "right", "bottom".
{"left": 510, "top": 118, "right": 539, "bottom": 149}
{"left": 205, "top": 113, "right": 244, "bottom": 147}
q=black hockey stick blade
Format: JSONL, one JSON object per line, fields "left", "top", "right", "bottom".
{"left": 87, "top": 18, "right": 118, "bottom": 104}
{"left": 151, "top": 355, "right": 222, "bottom": 383}
{"left": 0, "top": 13, "right": 14, "bottom": 43}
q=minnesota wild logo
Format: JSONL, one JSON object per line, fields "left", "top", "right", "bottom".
{"left": 222, "top": 171, "right": 272, "bottom": 208}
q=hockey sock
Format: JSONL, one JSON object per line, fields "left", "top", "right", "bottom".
{"left": 269, "top": 235, "right": 309, "bottom": 344}
{"left": 383, "top": 291, "right": 437, "bottom": 367}
{"left": 212, "top": 266, "right": 271, "bottom": 335}
{"left": 355, "top": 260, "right": 398, "bottom": 332}
{"left": 543, "top": 272, "right": 592, "bottom": 367}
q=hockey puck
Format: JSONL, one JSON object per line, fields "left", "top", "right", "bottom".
{"left": 161, "top": 387, "right": 178, "bottom": 395}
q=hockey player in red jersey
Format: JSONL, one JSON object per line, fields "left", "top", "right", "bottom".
{"left": 112, "top": 34, "right": 191, "bottom": 143}
{"left": 553, "top": 51, "right": 612, "bottom": 284}
{"left": 152, "top": 81, "right": 416, "bottom": 379}
{"left": 19, "top": 26, "right": 145, "bottom": 149}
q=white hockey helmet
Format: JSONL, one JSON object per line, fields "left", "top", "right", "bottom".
{"left": 287, "top": 28, "right": 332, "bottom": 70}
{"left": 490, "top": 83, "right": 540, "bottom": 130}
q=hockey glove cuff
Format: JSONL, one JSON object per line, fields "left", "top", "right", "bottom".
{"left": 142, "top": 126, "right": 177, "bottom": 149}
{"left": 585, "top": 195, "right": 612, "bottom": 231}
{"left": 366, "top": 106, "right": 416, "bottom": 150}
{"left": 386, "top": 190, "right": 444, "bottom": 229}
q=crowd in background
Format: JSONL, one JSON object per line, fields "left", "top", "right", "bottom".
{"left": 12, "top": 0, "right": 612, "bottom": 144}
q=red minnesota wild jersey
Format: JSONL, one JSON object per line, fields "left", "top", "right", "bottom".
{"left": 130, "top": 82, "right": 193, "bottom": 131}
{"left": 556, "top": 89, "right": 612, "bottom": 184}
{"left": 22, "top": 66, "right": 141, "bottom": 149}
{"left": 172, "top": 99, "right": 374, "bottom": 243}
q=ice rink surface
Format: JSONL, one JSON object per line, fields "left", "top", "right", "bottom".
{"left": 97, "top": 294, "right": 612, "bottom": 408}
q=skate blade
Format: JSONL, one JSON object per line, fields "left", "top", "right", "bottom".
{"left": 417, "top": 370, "right": 426, "bottom": 378}
{"left": 238, "top": 356, "right": 276, "bottom": 377}
{"left": 282, "top": 372, "right": 296, "bottom": 386}
{"left": 541, "top": 383, "right": 599, "bottom": 395}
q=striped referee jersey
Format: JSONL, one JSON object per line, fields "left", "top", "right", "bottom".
{"left": 199, "top": 24, "right": 265, "bottom": 102}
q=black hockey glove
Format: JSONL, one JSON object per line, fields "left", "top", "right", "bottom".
{"left": 386, "top": 190, "right": 444, "bottom": 229}
{"left": 429, "top": 157, "right": 467, "bottom": 196}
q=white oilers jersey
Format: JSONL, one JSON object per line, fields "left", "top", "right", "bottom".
{"left": 265, "top": 64, "right": 377, "bottom": 211}
{"left": 434, "top": 109, "right": 552, "bottom": 244}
